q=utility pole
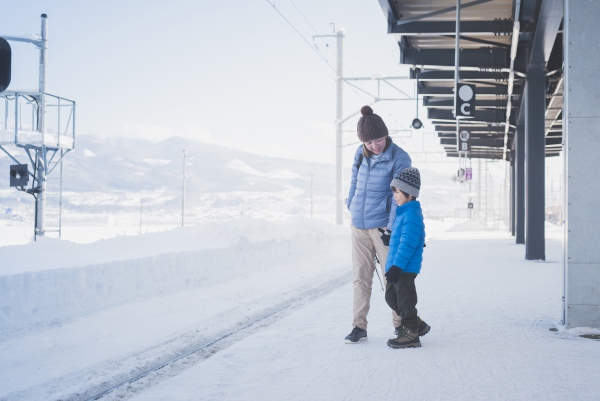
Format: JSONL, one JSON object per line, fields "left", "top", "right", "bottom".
{"left": 313, "top": 27, "right": 344, "bottom": 225}
{"left": 310, "top": 171, "right": 314, "bottom": 220}
{"left": 335, "top": 29, "right": 344, "bottom": 225}
{"left": 182, "top": 150, "right": 186, "bottom": 227}
{"left": 2, "top": 14, "right": 76, "bottom": 241}
{"left": 139, "top": 199, "right": 142, "bottom": 235}
{"left": 36, "top": 15, "right": 48, "bottom": 237}
{"left": 454, "top": 0, "right": 461, "bottom": 168}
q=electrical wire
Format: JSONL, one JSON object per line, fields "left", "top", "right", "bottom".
{"left": 258, "top": 1, "right": 411, "bottom": 130}
{"left": 260, "top": 0, "right": 372, "bottom": 105}
{"left": 265, "top": 0, "right": 336, "bottom": 72}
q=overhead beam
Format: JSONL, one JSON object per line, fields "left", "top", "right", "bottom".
{"left": 446, "top": 152, "right": 504, "bottom": 159}
{"left": 412, "top": 69, "right": 516, "bottom": 81}
{"left": 437, "top": 128, "right": 510, "bottom": 134}
{"left": 442, "top": 34, "right": 510, "bottom": 48}
{"left": 395, "top": 0, "right": 494, "bottom": 25}
{"left": 377, "top": 0, "right": 399, "bottom": 24}
{"left": 401, "top": 47, "right": 509, "bottom": 69}
{"left": 424, "top": 98, "right": 516, "bottom": 108}
{"left": 419, "top": 86, "right": 523, "bottom": 97}
{"left": 390, "top": 20, "right": 514, "bottom": 36}
{"left": 428, "top": 108, "right": 506, "bottom": 123}
{"left": 440, "top": 137, "right": 561, "bottom": 148}
{"left": 440, "top": 138, "right": 507, "bottom": 147}
{"left": 529, "top": 0, "right": 564, "bottom": 70}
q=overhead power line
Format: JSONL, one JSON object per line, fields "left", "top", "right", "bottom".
{"left": 265, "top": 0, "right": 336, "bottom": 73}
{"left": 260, "top": 0, "right": 373, "bottom": 105}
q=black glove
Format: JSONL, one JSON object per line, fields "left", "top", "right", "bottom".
{"left": 378, "top": 228, "right": 391, "bottom": 247}
{"left": 385, "top": 265, "right": 402, "bottom": 284}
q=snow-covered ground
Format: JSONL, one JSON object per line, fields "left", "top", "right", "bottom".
{"left": 1, "top": 217, "right": 589, "bottom": 401}
{"left": 130, "top": 230, "right": 600, "bottom": 401}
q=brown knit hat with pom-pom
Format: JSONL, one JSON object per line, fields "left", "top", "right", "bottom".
{"left": 356, "top": 105, "right": 389, "bottom": 142}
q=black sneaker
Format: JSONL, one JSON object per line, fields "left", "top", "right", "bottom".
{"left": 394, "top": 317, "right": 431, "bottom": 337}
{"left": 345, "top": 326, "right": 367, "bottom": 344}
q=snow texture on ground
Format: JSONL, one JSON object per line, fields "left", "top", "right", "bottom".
{"left": 0, "top": 218, "right": 586, "bottom": 401}
{"left": 131, "top": 235, "right": 600, "bottom": 401}
{"left": 0, "top": 218, "right": 352, "bottom": 400}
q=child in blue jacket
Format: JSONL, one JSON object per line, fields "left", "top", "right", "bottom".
{"left": 384, "top": 167, "right": 430, "bottom": 348}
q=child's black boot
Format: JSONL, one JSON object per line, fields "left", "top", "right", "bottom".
{"left": 388, "top": 326, "right": 421, "bottom": 349}
{"left": 394, "top": 317, "right": 430, "bottom": 337}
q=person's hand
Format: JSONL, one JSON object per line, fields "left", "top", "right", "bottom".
{"left": 385, "top": 265, "right": 402, "bottom": 284}
{"left": 378, "top": 228, "right": 391, "bottom": 246}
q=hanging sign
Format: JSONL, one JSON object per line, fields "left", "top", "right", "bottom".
{"left": 457, "top": 129, "right": 472, "bottom": 152}
{"left": 465, "top": 167, "right": 473, "bottom": 180}
{"left": 455, "top": 83, "right": 476, "bottom": 118}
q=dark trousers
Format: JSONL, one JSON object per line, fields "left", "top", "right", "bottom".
{"left": 385, "top": 273, "right": 419, "bottom": 330}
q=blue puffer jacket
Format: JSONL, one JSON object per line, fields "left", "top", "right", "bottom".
{"left": 385, "top": 201, "right": 425, "bottom": 274}
{"left": 347, "top": 138, "right": 411, "bottom": 230}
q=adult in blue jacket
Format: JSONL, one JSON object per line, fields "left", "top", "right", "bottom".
{"left": 344, "top": 105, "right": 411, "bottom": 344}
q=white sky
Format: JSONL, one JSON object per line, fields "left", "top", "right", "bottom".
{"left": 1, "top": 0, "right": 561, "bottom": 179}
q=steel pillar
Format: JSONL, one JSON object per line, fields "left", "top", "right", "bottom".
{"left": 515, "top": 121, "right": 525, "bottom": 244}
{"left": 35, "top": 14, "right": 48, "bottom": 237}
{"left": 510, "top": 156, "right": 515, "bottom": 236}
{"left": 524, "top": 73, "right": 546, "bottom": 260}
{"left": 563, "top": 0, "right": 600, "bottom": 328}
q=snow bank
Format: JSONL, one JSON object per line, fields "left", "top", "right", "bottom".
{"left": 0, "top": 217, "right": 349, "bottom": 338}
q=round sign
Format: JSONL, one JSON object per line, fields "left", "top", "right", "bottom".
{"left": 459, "top": 130, "right": 470, "bottom": 141}
{"left": 459, "top": 85, "right": 474, "bottom": 101}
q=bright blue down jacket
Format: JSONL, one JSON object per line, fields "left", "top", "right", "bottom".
{"left": 385, "top": 200, "right": 425, "bottom": 274}
{"left": 347, "top": 139, "right": 411, "bottom": 230}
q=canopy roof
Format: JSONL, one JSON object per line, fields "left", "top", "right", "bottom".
{"left": 378, "top": 0, "right": 563, "bottom": 160}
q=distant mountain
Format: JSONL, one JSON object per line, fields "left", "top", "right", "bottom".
{"left": 0, "top": 136, "right": 460, "bottom": 224}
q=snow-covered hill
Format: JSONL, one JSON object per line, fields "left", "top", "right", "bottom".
{"left": 0, "top": 136, "right": 461, "bottom": 231}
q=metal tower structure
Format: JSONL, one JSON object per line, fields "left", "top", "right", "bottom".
{"left": 0, "top": 14, "right": 76, "bottom": 240}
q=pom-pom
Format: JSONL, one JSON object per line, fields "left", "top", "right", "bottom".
{"left": 360, "top": 105, "right": 373, "bottom": 116}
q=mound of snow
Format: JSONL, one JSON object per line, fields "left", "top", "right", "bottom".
{"left": 0, "top": 217, "right": 349, "bottom": 338}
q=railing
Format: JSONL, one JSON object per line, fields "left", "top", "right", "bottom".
{"left": 0, "top": 91, "right": 75, "bottom": 150}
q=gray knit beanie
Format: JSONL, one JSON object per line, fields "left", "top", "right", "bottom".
{"left": 390, "top": 167, "right": 421, "bottom": 198}
{"left": 357, "top": 105, "right": 389, "bottom": 142}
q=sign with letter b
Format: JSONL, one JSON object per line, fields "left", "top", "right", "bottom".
{"left": 458, "top": 129, "right": 471, "bottom": 152}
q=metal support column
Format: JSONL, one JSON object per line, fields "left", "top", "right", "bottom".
{"left": 564, "top": 0, "right": 600, "bottom": 328}
{"left": 524, "top": 73, "right": 546, "bottom": 260}
{"left": 36, "top": 14, "right": 48, "bottom": 237}
{"left": 453, "top": 0, "right": 461, "bottom": 152}
{"left": 515, "top": 121, "right": 525, "bottom": 244}
{"left": 510, "top": 155, "right": 515, "bottom": 236}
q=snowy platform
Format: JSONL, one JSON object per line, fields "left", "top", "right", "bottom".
{"left": 2, "top": 220, "right": 599, "bottom": 401}
{"left": 132, "top": 233, "right": 600, "bottom": 401}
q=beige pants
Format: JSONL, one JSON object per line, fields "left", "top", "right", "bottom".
{"left": 351, "top": 224, "right": 402, "bottom": 330}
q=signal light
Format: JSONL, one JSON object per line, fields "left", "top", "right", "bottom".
{"left": 9, "top": 164, "right": 28, "bottom": 187}
{"left": 0, "top": 37, "right": 11, "bottom": 93}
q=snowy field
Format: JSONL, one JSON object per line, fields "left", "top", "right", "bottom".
{"left": 0, "top": 218, "right": 590, "bottom": 401}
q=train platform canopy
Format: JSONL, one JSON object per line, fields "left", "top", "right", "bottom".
{"left": 378, "top": 0, "right": 563, "bottom": 160}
